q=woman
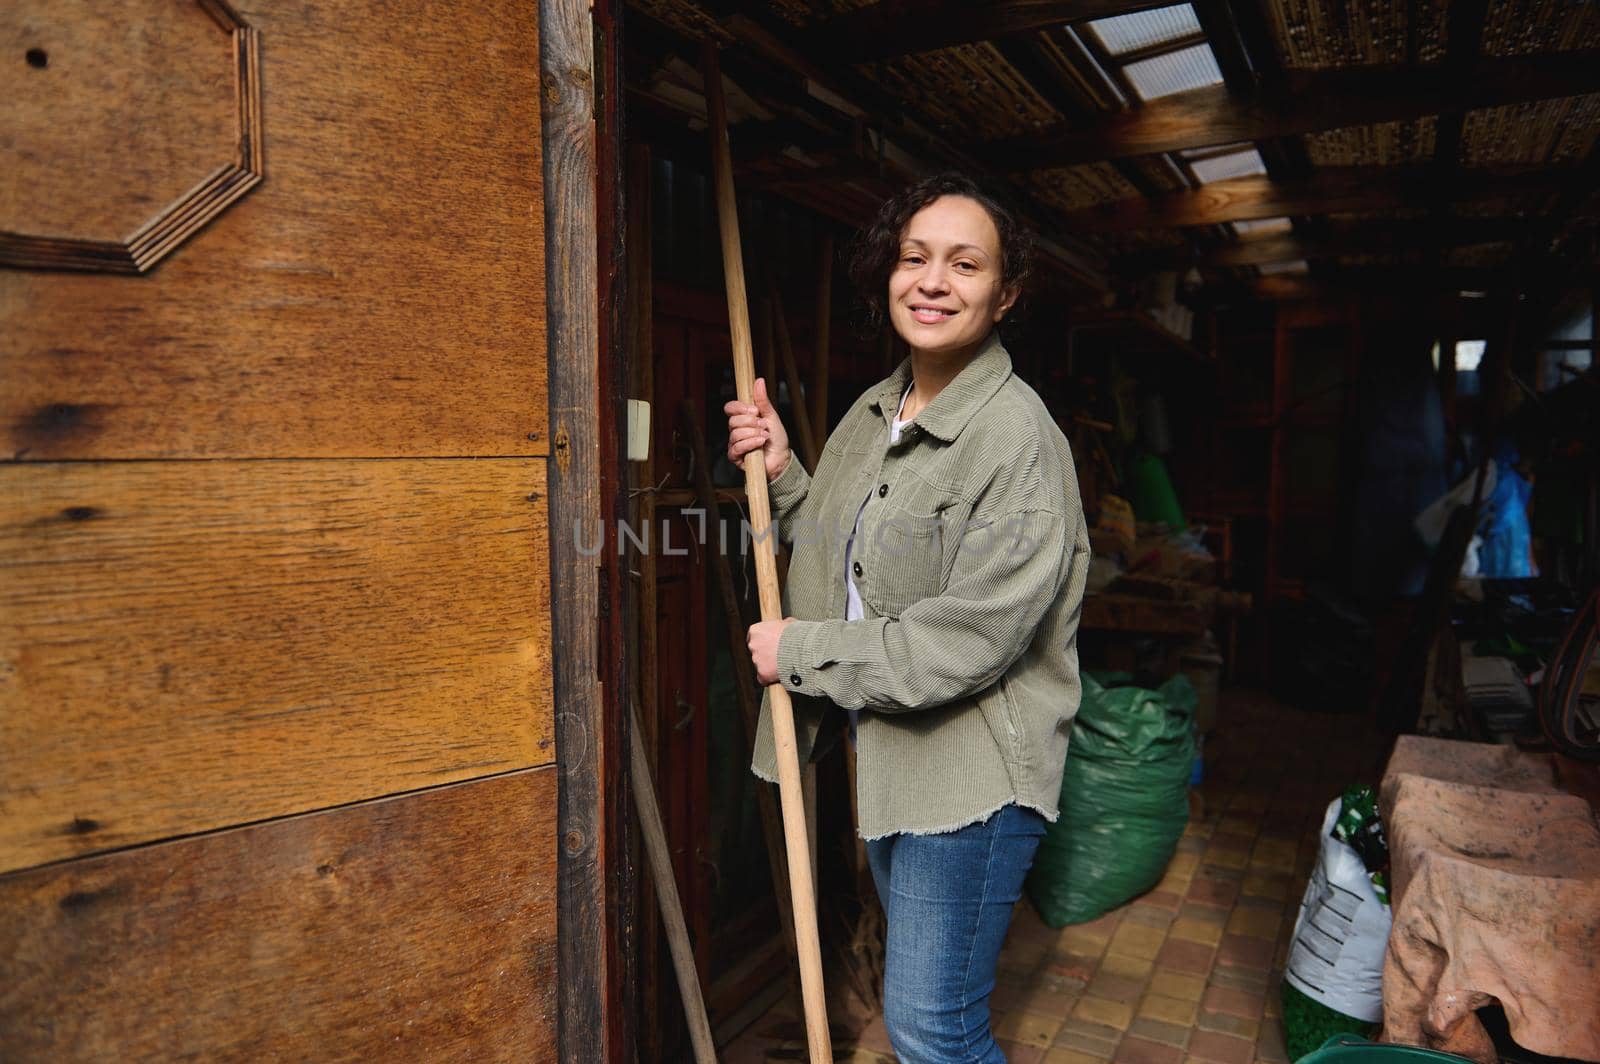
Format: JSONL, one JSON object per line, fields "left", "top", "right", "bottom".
{"left": 726, "top": 172, "right": 1090, "bottom": 1063}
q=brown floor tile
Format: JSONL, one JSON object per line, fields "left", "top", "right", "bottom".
{"left": 1148, "top": 971, "right": 1206, "bottom": 1003}
{"left": 1224, "top": 907, "right": 1281, "bottom": 941}
{"left": 1053, "top": 1018, "right": 1123, "bottom": 1056}
{"left": 1197, "top": 1010, "right": 1260, "bottom": 1040}
{"left": 1155, "top": 937, "right": 1216, "bottom": 976}
{"left": 1138, "top": 993, "right": 1198, "bottom": 1027}
{"left": 1115, "top": 1035, "right": 1184, "bottom": 1064}
{"left": 995, "top": 1010, "right": 1066, "bottom": 1049}
{"left": 1186, "top": 875, "right": 1240, "bottom": 909}
{"left": 1208, "top": 964, "right": 1271, "bottom": 993}
{"left": 1201, "top": 985, "right": 1264, "bottom": 1020}
{"left": 1109, "top": 921, "right": 1168, "bottom": 961}
{"left": 1124, "top": 905, "right": 1177, "bottom": 930}
{"left": 1255, "top": 1019, "right": 1289, "bottom": 1064}
{"left": 1102, "top": 952, "right": 1156, "bottom": 981}
{"left": 998, "top": 1042, "right": 1046, "bottom": 1064}
{"left": 1128, "top": 1017, "right": 1192, "bottom": 1048}
{"left": 1177, "top": 902, "right": 1229, "bottom": 926}
{"left": 1074, "top": 995, "right": 1135, "bottom": 1031}
{"left": 1209, "top": 831, "right": 1255, "bottom": 853}
{"left": 1089, "top": 971, "right": 1149, "bottom": 1004}
{"left": 1170, "top": 916, "right": 1224, "bottom": 946}
{"left": 1047, "top": 952, "right": 1101, "bottom": 984}
{"left": 1134, "top": 889, "right": 1184, "bottom": 913}
{"left": 1046, "top": 1048, "right": 1114, "bottom": 1064}
{"left": 1060, "top": 927, "right": 1115, "bottom": 957}
{"left": 1187, "top": 1029, "right": 1256, "bottom": 1064}
{"left": 1217, "top": 934, "right": 1275, "bottom": 971}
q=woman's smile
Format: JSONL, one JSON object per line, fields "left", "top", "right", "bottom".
{"left": 909, "top": 304, "right": 959, "bottom": 324}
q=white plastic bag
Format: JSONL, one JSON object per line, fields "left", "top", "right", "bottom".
{"left": 1284, "top": 798, "right": 1392, "bottom": 1022}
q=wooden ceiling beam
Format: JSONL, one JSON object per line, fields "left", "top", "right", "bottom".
{"left": 1213, "top": 266, "right": 1506, "bottom": 302}
{"left": 1063, "top": 165, "right": 1572, "bottom": 231}
{"left": 1115, "top": 218, "right": 1530, "bottom": 272}
{"left": 984, "top": 50, "right": 1600, "bottom": 168}
{"left": 791, "top": 0, "right": 1173, "bottom": 66}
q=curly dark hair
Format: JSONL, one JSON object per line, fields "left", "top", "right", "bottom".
{"left": 847, "top": 171, "right": 1034, "bottom": 333}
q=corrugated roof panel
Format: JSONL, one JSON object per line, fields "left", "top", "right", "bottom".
{"left": 1461, "top": 93, "right": 1600, "bottom": 167}
{"left": 1482, "top": 0, "right": 1600, "bottom": 56}
{"left": 1087, "top": 3, "right": 1202, "bottom": 56}
{"left": 1189, "top": 148, "right": 1267, "bottom": 184}
{"left": 1122, "top": 43, "right": 1223, "bottom": 100}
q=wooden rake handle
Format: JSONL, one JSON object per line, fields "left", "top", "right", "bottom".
{"left": 702, "top": 42, "right": 834, "bottom": 1064}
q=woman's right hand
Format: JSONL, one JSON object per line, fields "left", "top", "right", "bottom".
{"left": 724, "top": 377, "right": 793, "bottom": 482}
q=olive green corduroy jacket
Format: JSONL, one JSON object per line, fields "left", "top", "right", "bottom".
{"left": 751, "top": 333, "right": 1091, "bottom": 839}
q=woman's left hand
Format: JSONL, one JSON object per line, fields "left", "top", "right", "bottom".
{"left": 747, "top": 618, "right": 795, "bottom": 685}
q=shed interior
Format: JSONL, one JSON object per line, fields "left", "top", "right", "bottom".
{"left": 607, "top": 0, "right": 1600, "bottom": 1060}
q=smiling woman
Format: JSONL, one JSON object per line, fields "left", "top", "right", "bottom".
{"left": 725, "top": 172, "right": 1091, "bottom": 1064}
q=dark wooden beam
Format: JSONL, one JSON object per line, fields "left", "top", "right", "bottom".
{"left": 539, "top": 1, "right": 610, "bottom": 1063}
{"left": 984, "top": 50, "right": 1600, "bottom": 168}
{"left": 793, "top": 0, "right": 1172, "bottom": 66}
{"left": 1116, "top": 218, "right": 1528, "bottom": 272}
{"left": 1062, "top": 165, "right": 1572, "bottom": 231}
{"left": 1216, "top": 266, "right": 1506, "bottom": 302}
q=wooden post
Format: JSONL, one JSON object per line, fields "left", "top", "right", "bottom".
{"left": 768, "top": 268, "right": 821, "bottom": 474}
{"left": 703, "top": 43, "right": 833, "bottom": 1064}
{"left": 629, "top": 705, "right": 718, "bottom": 1064}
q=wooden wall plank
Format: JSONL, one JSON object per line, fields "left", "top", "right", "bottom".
{"left": 0, "top": 0, "right": 547, "bottom": 459}
{"left": 0, "top": 459, "right": 553, "bottom": 873}
{"left": 536, "top": 0, "right": 611, "bottom": 1057}
{"left": 0, "top": 767, "right": 559, "bottom": 1062}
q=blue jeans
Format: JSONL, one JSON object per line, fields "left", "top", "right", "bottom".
{"left": 866, "top": 803, "right": 1047, "bottom": 1063}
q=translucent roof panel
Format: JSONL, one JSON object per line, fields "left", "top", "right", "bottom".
{"left": 1122, "top": 43, "right": 1223, "bottom": 101}
{"left": 1232, "top": 216, "right": 1293, "bottom": 237}
{"left": 1087, "top": 3, "right": 1202, "bottom": 57}
{"left": 1189, "top": 148, "right": 1267, "bottom": 184}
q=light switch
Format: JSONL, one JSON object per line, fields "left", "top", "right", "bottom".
{"left": 626, "top": 399, "right": 651, "bottom": 462}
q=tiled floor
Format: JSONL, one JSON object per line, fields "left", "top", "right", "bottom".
{"left": 724, "top": 688, "right": 1392, "bottom": 1064}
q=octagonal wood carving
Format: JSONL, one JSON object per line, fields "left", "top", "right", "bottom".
{"left": 1, "top": 0, "right": 263, "bottom": 273}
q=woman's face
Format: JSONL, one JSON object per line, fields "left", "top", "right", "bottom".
{"left": 888, "top": 195, "right": 1019, "bottom": 360}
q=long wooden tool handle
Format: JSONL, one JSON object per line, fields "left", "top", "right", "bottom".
{"left": 703, "top": 43, "right": 834, "bottom": 1064}
{"left": 629, "top": 705, "right": 718, "bottom": 1064}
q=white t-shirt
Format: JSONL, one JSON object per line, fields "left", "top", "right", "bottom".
{"left": 845, "top": 384, "right": 914, "bottom": 622}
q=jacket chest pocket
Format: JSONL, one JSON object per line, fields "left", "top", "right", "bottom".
{"left": 857, "top": 504, "right": 947, "bottom": 617}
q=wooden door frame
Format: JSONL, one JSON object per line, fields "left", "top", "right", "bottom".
{"left": 540, "top": 0, "right": 633, "bottom": 1059}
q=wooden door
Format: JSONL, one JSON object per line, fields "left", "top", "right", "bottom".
{"left": 1, "top": 1, "right": 584, "bottom": 1057}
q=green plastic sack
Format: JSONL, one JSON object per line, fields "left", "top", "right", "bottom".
{"left": 1027, "top": 673, "right": 1196, "bottom": 927}
{"left": 1127, "top": 453, "right": 1185, "bottom": 529}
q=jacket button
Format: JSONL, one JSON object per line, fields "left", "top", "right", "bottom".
{"left": 789, "top": 673, "right": 802, "bottom": 687}
{"left": 878, "top": 483, "right": 888, "bottom": 497}
{"left": 852, "top": 561, "right": 863, "bottom": 578}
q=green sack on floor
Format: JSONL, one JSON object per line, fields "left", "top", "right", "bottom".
{"left": 1027, "top": 672, "right": 1196, "bottom": 927}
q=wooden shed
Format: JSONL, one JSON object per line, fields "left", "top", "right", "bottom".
{"left": 3, "top": 1, "right": 616, "bottom": 1059}
{"left": 4, "top": 0, "right": 1598, "bottom": 1061}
